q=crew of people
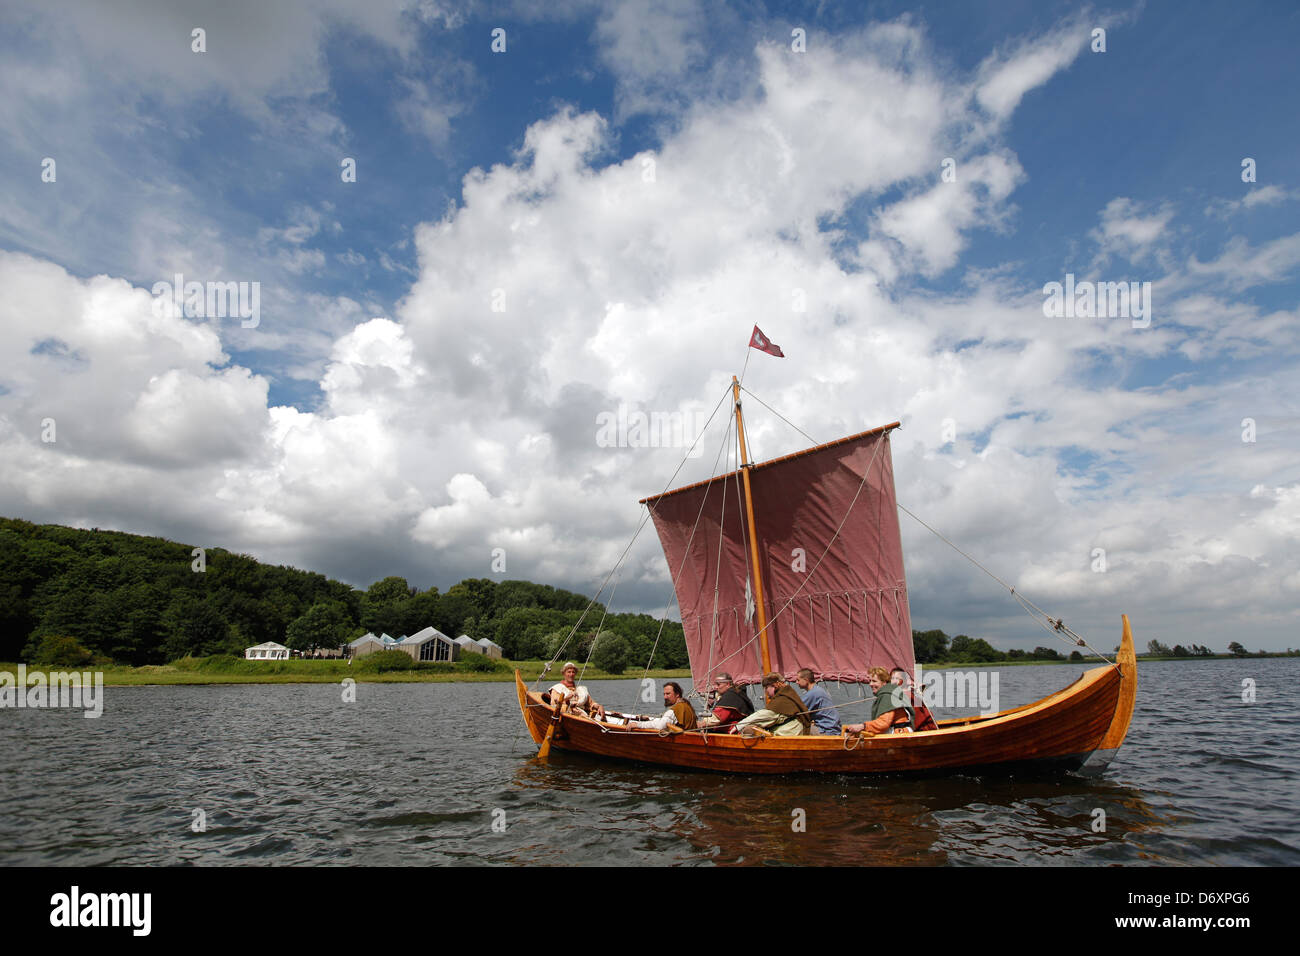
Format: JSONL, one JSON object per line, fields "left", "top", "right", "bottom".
{"left": 546, "top": 661, "right": 935, "bottom": 738}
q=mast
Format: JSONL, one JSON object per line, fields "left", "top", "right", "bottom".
{"left": 732, "top": 375, "right": 773, "bottom": 676}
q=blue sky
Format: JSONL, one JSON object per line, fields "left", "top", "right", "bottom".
{"left": 1, "top": 0, "right": 1298, "bottom": 652}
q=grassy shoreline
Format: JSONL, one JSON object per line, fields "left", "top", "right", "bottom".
{"left": 0, "top": 659, "right": 691, "bottom": 686}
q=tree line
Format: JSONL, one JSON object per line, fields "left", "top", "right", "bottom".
{"left": 911, "top": 627, "right": 1294, "bottom": 663}
{"left": 913, "top": 627, "right": 1082, "bottom": 663}
{"left": 0, "top": 518, "right": 688, "bottom": 670}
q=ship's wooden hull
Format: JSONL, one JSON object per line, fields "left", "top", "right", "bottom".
{"left": 517, "top": 616, "right": 1137, "bottom": 776}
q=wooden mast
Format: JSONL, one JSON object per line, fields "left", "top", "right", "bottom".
{"left": 732, "top": 376, "right": 773, "bottom": 676}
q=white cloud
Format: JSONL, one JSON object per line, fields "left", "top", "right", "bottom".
{"left": 974, "top": 17, "right": 1091, "bottom": 119}
{"left": 1186, "top": 233, "right": 1300, "bottom": 291}
{"left": 15, "top": 0, "right": 425, "bottom": 112}
{"left": 1206, "top": 184, "right": 1300, "bottom": 218}
{"left": 0, "top": 253, "right": 263, "bottom": 463}
{"left": 593, "top": 0, "right": 714, "bottom": 119}
{"left": 872, "top": 150, "right": 1024, "bottom": 277}
{"left": 1090, "top": 197, "right": 1177, "bottom": 265}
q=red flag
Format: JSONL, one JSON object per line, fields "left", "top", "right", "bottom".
{"left": 748, "top": 325, "right": 785, "bottom": 357}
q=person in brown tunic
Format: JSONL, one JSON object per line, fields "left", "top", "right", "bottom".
{"left": 759, "top": 672, "right": 813, "bottom": 734}
{"left": 626, "top": 681, "right": 697, "bottom": 731}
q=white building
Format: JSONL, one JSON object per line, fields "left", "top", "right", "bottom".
{"left": 475, "top": 637, "right": 504, "bottom": 660}
{"left": 245, "top": 641, "right": 290, "bottom": 661}
{"left": 395, "top": 626, "right": 459, "bottom": 662}
{"left": 348, "top": 633, "right": 385, "bottom": 658}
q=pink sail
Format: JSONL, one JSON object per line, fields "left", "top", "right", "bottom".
{"left": 643, "top": 425, "right": 913, "bottom": 691}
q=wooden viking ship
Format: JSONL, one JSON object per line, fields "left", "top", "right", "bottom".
{"left": 517, "top": 377, "right": 1136, "bottom": 775}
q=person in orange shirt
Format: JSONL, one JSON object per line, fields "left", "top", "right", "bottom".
{"left": 843, "top": 667, "right": 913, "bottom": 737}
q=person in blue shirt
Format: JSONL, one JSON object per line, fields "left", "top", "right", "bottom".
{"left": 794, "top": 667, "right": 841, "bottom": 735}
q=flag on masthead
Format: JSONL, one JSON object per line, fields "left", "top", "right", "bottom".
{"left": 749, "top": 325, "right": 784, "bottom": 357}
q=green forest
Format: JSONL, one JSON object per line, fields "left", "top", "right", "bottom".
{"left": 0, "top": 517, "right": 689, "bottom": 670}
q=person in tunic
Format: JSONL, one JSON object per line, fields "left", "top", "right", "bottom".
{"left": 795, "top": 667, "right": 841, "bottom": 735}
{"left": 626, "top": 681, "right": 697, "bottom": 731}
{"left": 843, "top": 666, "right": 913, "bottom": 737}
{"left": 735, "top": 672, "right": 812, "bottom": 735}
{"left": 547, "top": 662, "right": 606, "bottom": 720}
{"left": 708, "top": 673, "right": 754, "bottom": 731}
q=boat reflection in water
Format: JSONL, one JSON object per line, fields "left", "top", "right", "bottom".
{"left": 511, "top": 751, "right": 1163, "bottom": 865}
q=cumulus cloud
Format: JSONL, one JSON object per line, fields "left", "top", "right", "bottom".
{"left": 0, "top": 253, "right": 269, "bottom": 466}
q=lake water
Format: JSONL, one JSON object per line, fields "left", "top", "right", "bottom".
{"left": 2, "top": 659, "right": 1297, "bottom": 865}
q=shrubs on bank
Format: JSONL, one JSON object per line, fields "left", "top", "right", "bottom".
{"left": 30, "top": 634, "right": 107, "bottom": 668}
{"left": 354, "top": 649, "right": 415, "bottom": 673}
{"left": 172, "top": 654, "right": 294, "bottom": 675}
{"left": 458, "top": 651, "right": 505, "bottom": 673}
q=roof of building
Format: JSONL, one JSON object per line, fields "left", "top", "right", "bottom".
{"left": 247, "top": 642, "right": 289, "bottom": 651}
{"left": 399, "top": 625, "right": 454, "bottom": 646}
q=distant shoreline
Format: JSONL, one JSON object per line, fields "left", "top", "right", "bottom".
{"left": 0, "top": 660, "right": 691, "bottom": 687}
{"left": 3, "top": 653, "right": 1290, "bottom": 687}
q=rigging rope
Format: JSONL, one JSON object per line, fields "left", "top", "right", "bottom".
{"left": 742, "top": 385, "right": 1117, "bottom": 670}
{"left": 895, "top": 503, "right": 1117, "bottom": 668}
{"left": 539, "top": 383, "right": 733, "bottom": 687}
{"left": 701, "top": 413, "right": 736, "bottom": 701}
{"left": 578, "top": 560, "right": 623, "bottom": 684}
{"left": 631, "top": 385, "right": 743, "bottom": 711}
